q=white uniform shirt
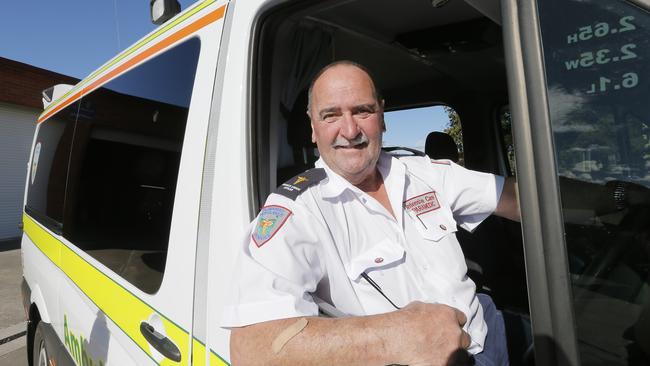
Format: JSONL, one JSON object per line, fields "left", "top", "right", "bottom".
{"left": 221, "top": 152, "right": 504, "bottom": 354}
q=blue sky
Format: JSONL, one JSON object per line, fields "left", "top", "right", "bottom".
{"left": 2, "top": 0, "right": 195, "bottom": 79}
{"left": 384, "top": 106, "right": 449, "bottom": 150}
{"left": 1, "top": 0, "right": 451, "bottom": 149}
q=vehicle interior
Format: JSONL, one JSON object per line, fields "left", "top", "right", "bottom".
{"left": 252, "top": 0, "right": 530, "bottom": 363}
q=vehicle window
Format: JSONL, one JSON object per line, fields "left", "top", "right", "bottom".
{"left": 538, "top": 0, "right": 650, "bottom": 364}
{"left": 62, "top": 38, "right": 201, "bottom": 293}
{"left": 384, "top": 105, "right": 464, "bottom": 165}
{"left": 25, "top": 102, "right": 81, "bottom": 233}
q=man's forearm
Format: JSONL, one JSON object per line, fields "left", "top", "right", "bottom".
{"left": 230, "top": 302, "right": 470, "bottom": 366}
{"left": 495, "top": 177, "right": 520, "bottom": 222}
{"left": 231, "top": 315, "right": 397, "bottom": 366}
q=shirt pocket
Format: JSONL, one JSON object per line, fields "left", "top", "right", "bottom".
{"left": 345, "top": 238, "right": 405, "bottom": 280}
{"left": 411, "top": 209, "right": 458, "bottom": 242}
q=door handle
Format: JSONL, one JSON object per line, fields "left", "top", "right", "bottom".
{"left": 140, "top": 321, "right": 181, "bottom": 362}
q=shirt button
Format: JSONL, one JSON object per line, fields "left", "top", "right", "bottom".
{"left": 374, "top": 257, "right": 384, "bottom": 264}
{"left": 439, "top": 224, "right": 447, "bottom": 231}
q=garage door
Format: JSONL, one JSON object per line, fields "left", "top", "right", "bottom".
{"left": 0, "top": 102, "right": 37, "bottom": 240}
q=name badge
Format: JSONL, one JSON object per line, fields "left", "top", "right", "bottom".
{"left": 403, "top": 191, "right": 440, "bottom": 216}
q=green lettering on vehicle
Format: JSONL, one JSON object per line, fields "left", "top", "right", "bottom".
{"left": 63, "top": 314, "right": 105, "bottom": 366}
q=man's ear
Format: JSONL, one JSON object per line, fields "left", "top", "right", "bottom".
{"left": 379, "top": 99, "right": 386, "bottom": 132}
{"left": 307, "top": 112, "right": 317, "bottom": 143}
{"left": 380, "top": 99, "right": 386, "bottom": 132}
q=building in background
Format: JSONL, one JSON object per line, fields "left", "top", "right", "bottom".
{"left": 0, "top": 57, "right": 78, "bottom": 243}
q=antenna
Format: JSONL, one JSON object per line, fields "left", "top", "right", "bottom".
{"left": 113, "top": 0, "right": 122, "bottom": 51}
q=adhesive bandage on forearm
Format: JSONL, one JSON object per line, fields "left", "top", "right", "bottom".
{"left": 271, "top": 318, "right": 309, "bottom": 354}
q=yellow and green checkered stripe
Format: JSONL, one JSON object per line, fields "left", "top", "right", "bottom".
{"left": 24, "top": 214, "right": 229, "bottom": 365}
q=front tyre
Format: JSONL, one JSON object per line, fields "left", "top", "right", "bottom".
{"left": 32, "top": 323, "right": 49, "bottom": 366}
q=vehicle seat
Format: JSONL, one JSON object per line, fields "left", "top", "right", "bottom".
{"left": 277, "top": 90, "right": 318, "bottom": 184}
{"left": 425, "top": 131, "right": 459, "bottom": 162}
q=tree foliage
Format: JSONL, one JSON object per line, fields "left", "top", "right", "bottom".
{"left": 443, "top": 106, "right": 463, "bottom": 154}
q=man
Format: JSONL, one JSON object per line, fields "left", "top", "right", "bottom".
{"left": 221, "top": 60, "right": 520, "bottom": 365}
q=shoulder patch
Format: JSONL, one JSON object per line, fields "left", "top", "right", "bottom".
{"left": 274, "top": 168, "right": 327, "bottom": 200}
{"left": 252, "top": 205, "right": 292, "bottom": 247}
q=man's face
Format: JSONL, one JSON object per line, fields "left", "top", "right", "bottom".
{"left": 308, "top": 65, "right": 384, "bottom": 185}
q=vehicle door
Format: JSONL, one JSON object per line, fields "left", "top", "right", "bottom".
{"left": 50, "top": 2, "right": 229, "bottom": 365}
{"left": 505, "top": 0, "right": 650, "bottom": 364}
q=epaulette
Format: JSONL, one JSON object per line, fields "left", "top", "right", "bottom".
{"left": 274, "top": 168, "right": 327, "bottom": 200}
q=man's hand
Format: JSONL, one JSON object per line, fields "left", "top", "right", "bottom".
{"left": 393, "top": 301, "right": 471, "bottom": 366}
{"left": 229, "top": 301, "right": 471, "bottom": 366}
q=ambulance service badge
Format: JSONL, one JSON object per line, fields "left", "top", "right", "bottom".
{"left": 252, "top": 205, "right": 292, "bottom": 247}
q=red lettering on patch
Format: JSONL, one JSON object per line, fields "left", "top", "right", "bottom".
{"left": 404, "top": 191, "right": 440, "bottom": 216}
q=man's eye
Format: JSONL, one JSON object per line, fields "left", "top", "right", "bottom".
{"left": 355, "top": 109, "right": 373, "bottom": 118}
{"left": 322, "top": 114, "right": 338, "bottom": 122}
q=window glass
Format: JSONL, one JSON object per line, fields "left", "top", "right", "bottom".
{"left": 383, "top": 105, "right": 463, "bottom": 164}
{"left": 538, "top": 0, "right": 650, "bottom": 364}
{"left": 62, "top": 38, "right": 201, "bottom": 293}
{"left": 26, "top": 102, "right": 80, "bottom": 232}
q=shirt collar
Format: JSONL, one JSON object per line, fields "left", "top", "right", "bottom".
{"left": 315, "top": 151, "right": 407, "bottom": 199}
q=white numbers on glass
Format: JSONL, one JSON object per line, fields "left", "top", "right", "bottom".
{"left": 578, "top": 26, "right": 593, "bottom": 41}
{"left": 566, "top": 16, "right": 636, "bottom": 44}
{"left": 594, "top": 22, "right": 609, "bottom": 37}
{"left": 621, "top": 72, "right": 639, "bottom": 88}
{"left": 595, "top": 49, "right": 610, "bottom": 64}
{"left": 620, "top": 43, "right": 637, "bottom": 60}
{"left": 619, "top": 16, "right": 636, "bottom": 32}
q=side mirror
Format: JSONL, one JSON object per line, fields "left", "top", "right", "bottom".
{"left": 150, "top": 0, "right": 181, "bottom": 25}
{"left": 42, "top": 84, "right": 74, "bottom": 109}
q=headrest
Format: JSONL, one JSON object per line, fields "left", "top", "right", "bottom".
{"left": 425, "top": 131, "right": 459, "bottom": 163}
{"left": 286, "top": 90, "right": 312, "bottom": 149}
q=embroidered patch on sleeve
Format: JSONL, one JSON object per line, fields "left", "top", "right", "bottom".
{"left": 252, "top": 205, "right": 292, "bottom": 247}
{"left": 404, "top": 191, "right": 440, "bottom": 216}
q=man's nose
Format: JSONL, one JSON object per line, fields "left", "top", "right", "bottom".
{"left": 339, "top": 112, "right": 360, "bottom": 139}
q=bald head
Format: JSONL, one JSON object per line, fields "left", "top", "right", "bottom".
{"left": 307, "top": 61, "right": 382, "bottom": 114}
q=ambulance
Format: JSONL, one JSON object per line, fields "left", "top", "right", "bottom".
{"left": 20, "top": 0, "right": 650, "bottom": 364}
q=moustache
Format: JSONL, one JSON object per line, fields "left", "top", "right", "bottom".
{"left": 332, "top": 134, "right": 369, "bottom": 148}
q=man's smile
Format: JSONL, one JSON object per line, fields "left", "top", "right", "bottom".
{"left": 334, "top": 142, "right": 368, "bottom": 150}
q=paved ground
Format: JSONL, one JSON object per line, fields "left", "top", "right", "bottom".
{"left": 0, "top": 241, "right": 25, "bottom": 329}
{"left": 0, "top": 336, "right": 27, "bottom": 366}
{"left": 0, "top": 238, "right": 28, "bottom": 366}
